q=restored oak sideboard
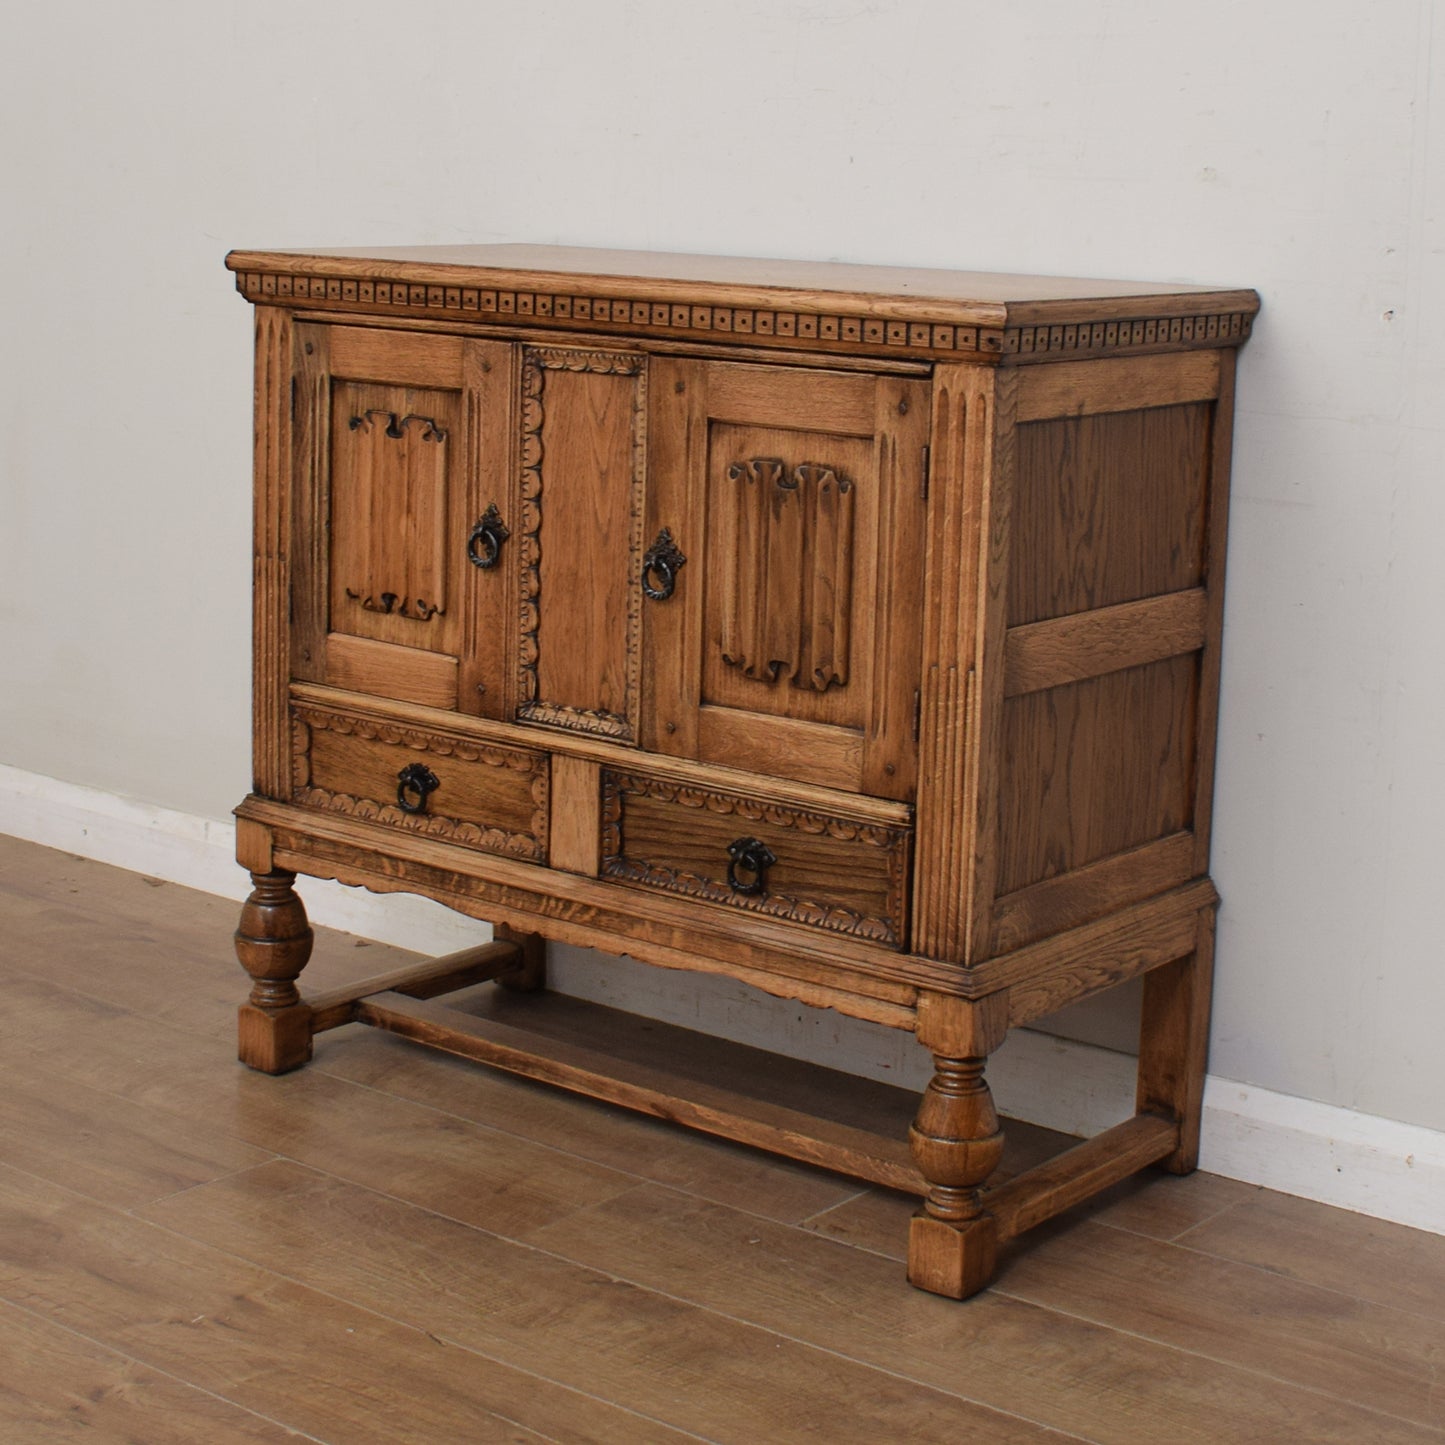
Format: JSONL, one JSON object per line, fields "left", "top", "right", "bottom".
{"left": 226, "top": 244, "right": 1257, "bottom": 1298}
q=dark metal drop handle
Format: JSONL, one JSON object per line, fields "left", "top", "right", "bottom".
{"left": 726, "top": 836, "right": 777, "bottom": 896}
{"left": 396, "top": 762, "right": 440, "bottom": 815}
{"left": 641, "top": 528, "right": 687, "bottom": 602}
{"left": 467, "top": 504, "right": 510, "bottom": 570}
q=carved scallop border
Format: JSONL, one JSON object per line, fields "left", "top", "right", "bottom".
{"left": 516, "top": 346, "right": 646, "bottom": 744}
{"left": 290, "top": 705, "right": 548, "bottom": 861}
{"left": 598, "top": 770, "right": 910, "bottom": 947}
{"left": 234, "top": 269, "right": 1255, "bottom": 360}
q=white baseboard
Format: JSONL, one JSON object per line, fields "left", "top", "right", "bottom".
{"left": 3, "top": 761, "right": 1441, "bottom": 1236}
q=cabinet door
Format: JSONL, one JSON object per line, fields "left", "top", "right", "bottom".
{"left": 293, "top": 325, "right": 514, "bottom": 716}
{"left": 645, "top": 361, "right": 929, "bottom": 800}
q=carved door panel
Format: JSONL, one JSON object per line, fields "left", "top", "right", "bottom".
{"left": 293, "top": 325, "right": 514, "bottom": 717}
{"left": 513, "top": 345, "right": 647, "bottom": 743}
{"left": 645, "top": 360, "right": 929, "bottom": 800}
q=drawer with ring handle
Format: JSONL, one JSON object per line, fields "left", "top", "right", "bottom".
{"left": 598, "top": 766, "right": 911, "bottom": 947}
{"left": 289, "top": 700, "right": 549, "bottom": 863}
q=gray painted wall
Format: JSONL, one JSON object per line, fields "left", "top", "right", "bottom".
{"left": 2, "top": 1, "right": 1441, "bottom": 1133}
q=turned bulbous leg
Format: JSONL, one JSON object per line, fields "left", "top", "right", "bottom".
{"left": 234, "top": 869, "right": 314, "bottom": 1074}
{"left": 907, "top": 1055, "right": 1005, "bottom": 1299}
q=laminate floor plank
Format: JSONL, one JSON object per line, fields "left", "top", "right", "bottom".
{"left": 1177, "top": 1188, "right": 1445, "bottom": 1322}
{"left": 141, "top": 1159, "right": 1072, "bottom": 1444}
{"left": 1001, "top": 1216, "right": 1445, "bottom": 1431}
{"left": 6, "top": 1021, "right": 639, "bottom": 1241}
{"left": 317, "top": 1029, "right": 862, "bottom": 1226}
{"left": 802, "top": 1167, "right": 1265, "bottom": 1258}
{"left": 0, "top": 1300, "right": 313, "bottom": 1443}
{"left": 0, "top": 1065, "right": 275, "bottom": 1210}
{"left": 517, "top": 1183, "right": 1445, "bottom": 1445}
{"left": 0, "top": 1164, "right": 685, "bottom": 1445}
{"left": 0, "top": 838, "right": 421, "bottom": 1036}
{"left": 5, "top": 833, "right": 1445, "bottom": 1443}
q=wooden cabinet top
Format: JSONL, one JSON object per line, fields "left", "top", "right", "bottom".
{"left": 227, "top": 243, "right": 1258, "bottom": 364}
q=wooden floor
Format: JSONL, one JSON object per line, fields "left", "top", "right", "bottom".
{"left": 2, "top": 836, "right": 1444, "bottom": 1444}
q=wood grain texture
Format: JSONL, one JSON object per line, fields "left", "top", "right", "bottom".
{"left": 1191, "top": 350, "right": 1237, "bottom": 875}
{"left": 327, "top": 322, "right": 466, "bottom": 385}
{"left": 911, "top": 363, "right": 1007, "bottom": 963}
{"left": 254, "top": 821, "right": 927, "bottom": 1017}
{"left": 306, "top": 939, "right": 525, "bottom": 1032}
{"left": 10, "top": 836, "right": 1440, "bottom": 1444}
{"left": 1009, "top": 404, "right": 1210, "bottom": 626}
{"left": 290, "top": 323, "right": 330, "bottom": 687}
{"left": 143, "top": 1162, "right": 1052, "bottom": 1443}
{"left": 646, "top": 359, "right": 927, "bottom": 798}
{"left": 1015, "top": 350, "right": 1221, "bottom": 422}
{"left": 459, "top": 338, "right": 518, "bottom": 719}
{"left": 0, "top": 1167, "right": 639, "bottom": 1444}
{"left": 1000, "top": 1215, "right": 1445, "bottom": 1436}
{"left": 968, "top": 879, "right": 1215, "bottom": 1001}
{"left": 547, "top": 753, "right": 602, "bottom": 875}
{"left": 1004, "top": 588, "right": 1207, "bottom": 697}
{"left": 992, "top": 830, "right": 1196, "bottom": 954}
{"left": 996, "top": 654, "right": 1199, "bottom": 895}
{"left": 1137, "top": 906, "right": 1218, "bottom": 1172}
{"left": 985, "top": 1114, "right": 1178, "bottom": 1238}
{"left": 0, "top": 1302, "right": 304, "bottom": 1444}
{"left": 227, "top": 243, "right": 1260, "bottom": 364}
{"left": 228, "top": 246, "right": 1255, "bottom": 1300}
{"left": 356, "top": 991, "right": 925, "bottom": 1192}
{"left": 292, "top": 702, "right": 549, "bottom": 862}
{"left": 518, "top": 1183, "right": 1439, "bottom": 1445}
{"left": 324, "top": 632, "right": 459, "bottom": 709}
{"left": 600, "top": 767, "right": 911, "bottom": 947}
{"left": 328, "top": 379, "right": 459, "bottom": 646}
{"left": 290, "top": 679, "right": 911, "bottom": 826}
{"left": 518, "top": 346, "right": 646, "bottom": 741}
{"left": 250, "top": 306, "right": 292, "bottom": 798}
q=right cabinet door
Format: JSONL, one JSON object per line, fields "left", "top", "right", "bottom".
{"left": 644, "top": 360, "right": 929, "bottom": 801}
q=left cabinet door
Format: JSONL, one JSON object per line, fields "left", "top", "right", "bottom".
{"left": 292, "top": 324, "right": 515, "bottom": 717}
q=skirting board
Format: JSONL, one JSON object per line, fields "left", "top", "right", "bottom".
{"left": 3, "top": 760, "right": 1442, "bottom": 1237}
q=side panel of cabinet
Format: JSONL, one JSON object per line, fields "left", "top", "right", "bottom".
{"left": 516, "top": 346, "right": 646, "bottom": 743}
{"left": 645, "top": 360, "right": 927, "bottom": 800}
{"left": 982, "top": 352, "right": 1228, "bottom": 960}
{"left": 292, "top": 325, "right": 515, "bottom": 718}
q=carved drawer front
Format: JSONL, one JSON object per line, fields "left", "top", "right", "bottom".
{"left": 291, "top": 703, "right": 548, "bottom": 862}
{"left": 599, "top": 768, "right": 911, "bottom": 947}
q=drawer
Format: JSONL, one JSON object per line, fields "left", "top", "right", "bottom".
{"left": 599, "top": 768, "right": 910, "bottom": 947}
{"left": 291, "top": 702, "right": 548, "bottom": 862}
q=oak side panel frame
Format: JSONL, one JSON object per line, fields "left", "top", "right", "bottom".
{"left": 252, "top": 306, "right": 294, "bottom": 799}
{"left": 911, "top": 361, "right": 1016, "bottom": 965}
{"left": 1191, "top": 349, "right": 1237, "bottom": 875}
{"left": 291, "top": 323, "right": 330, "bottom": 691}
{"left": 459, "top": 338, "right": 518, "bottom": 720}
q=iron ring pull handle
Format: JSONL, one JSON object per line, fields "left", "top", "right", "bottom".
{"left": 396, "top": 762, "right": 440, "bottom": 815}
{"left": 467, "top": 504, "right": 510, "bottom": 571}
{"left": 641, "top": 527, "right": 687, "bottom": 602}
{"left": 726, "top": 836, "right": 777, "bottom": 896}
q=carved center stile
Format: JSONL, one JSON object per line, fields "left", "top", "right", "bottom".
{"left": 720, "top": 456, "right": 856, "bottom": 693}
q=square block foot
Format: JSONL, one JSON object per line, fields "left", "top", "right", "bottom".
{"left": 907, "top": 1211, "right": 998, "bottom": 1299}
{"left": 238, "top": 1002, "right": 314, "bottom": 1075}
